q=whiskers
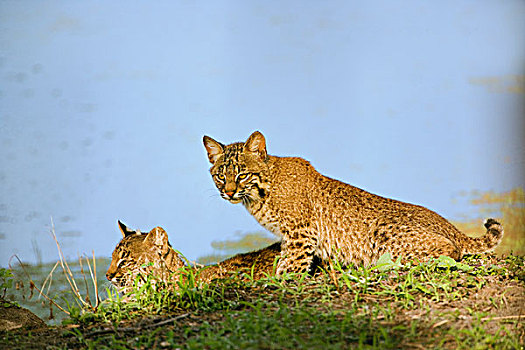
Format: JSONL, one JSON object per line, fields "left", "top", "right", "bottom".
{"left": 104, "top": 280, "right": 121, "bottom": 294}
{"left": 205, "top": 184, "right": 261, "bottom": 206}
{"left": 240, "top": 189, "right": 260, "bottom": 206}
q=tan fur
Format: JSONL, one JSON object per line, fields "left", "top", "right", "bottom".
{"left": 203, "top": 131, "right": 504, "bottom": 276}
{"left": 106, "top": 222, "right": 281, "bottom": 290}
{"left": 106, "top": 222, "right": 185, "bottom": 291}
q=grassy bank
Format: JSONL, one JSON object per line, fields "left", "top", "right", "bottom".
{"left": 1, "top": 253, "right": 524, "bottom": 349}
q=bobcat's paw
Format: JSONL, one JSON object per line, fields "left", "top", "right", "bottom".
{"left": 276, "top": 259, "right": 310, "bottom": 278}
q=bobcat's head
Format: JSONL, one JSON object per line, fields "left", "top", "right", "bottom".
{"left": 203, "top": 131, "right": 270, "bottom": 205}
{"left": 106, "top": 221, "right": 184, "bottom": 290}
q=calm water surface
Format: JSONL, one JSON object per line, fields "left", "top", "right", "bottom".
{"left": 7, "top": 258, "right": 112, "bottom": 325}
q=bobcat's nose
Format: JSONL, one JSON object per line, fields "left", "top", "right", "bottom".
{"left": 106, "top": 271, "right": 115, "bottom": 281}
{"left": 225, "top": 191, "right": 235, "bottom": 198}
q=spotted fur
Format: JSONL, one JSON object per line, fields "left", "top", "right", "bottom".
{"left": 203, "top": 131, "right": 504, "bottom": 276}
{"left": 106, "top": 221, "right": 185, "bottom": 291}
{"left": 106, "top": 221, "right": 284, "bottom": 290}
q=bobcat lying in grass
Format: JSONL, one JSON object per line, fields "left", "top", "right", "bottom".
{"left": 106, "top": 221, "right": 286, "bottom": 290}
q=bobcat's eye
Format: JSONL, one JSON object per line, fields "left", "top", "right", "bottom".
{"left": 236, "top": 173, "right": 248, "bottom": 182}
{"left": 214, "top": 174, "right": 225, "bottom": 183}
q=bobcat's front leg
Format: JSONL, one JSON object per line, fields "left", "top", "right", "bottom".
{"left": 276, "top": 228, "right": 317, "bottom": 277}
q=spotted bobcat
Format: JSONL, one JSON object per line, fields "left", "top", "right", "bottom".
{"left": 106, "top": 221, "right": 281, "bottom": 290}
{"left": 203, "top": 131, "right": 504, "bottom": 276}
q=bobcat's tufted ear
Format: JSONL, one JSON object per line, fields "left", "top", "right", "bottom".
{"left": 203, "top": 135, "right": 224, "bottom": 164}
{"left": 244, "top": 131, "right": 267, "bottom": 160}
{"left": 118, "top": 220, "right": 139, "bottom": 237}
{"left": 144, "top": 226, "right": 170, "bottom": 254}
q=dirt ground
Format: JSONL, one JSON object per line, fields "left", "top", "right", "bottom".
{"left": 1, "top": 256, "right": 524, "bottom": 350}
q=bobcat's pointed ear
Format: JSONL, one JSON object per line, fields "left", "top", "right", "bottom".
{"left": 145, "top": 227, "right": 170, "bottom": 255}
{"left": 203, "top": 135, "right": 224, "bottom": 164}
{"left": 244, "top": 131, "right": 267, "bottom": 160}
{"left": 118, "top": 220, "right": 138, "bottom": 237}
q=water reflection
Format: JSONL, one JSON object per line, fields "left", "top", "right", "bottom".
{"left": 59, "top": 216, "right": 74, "bottom": 223}
{"left": 31, "top": 63, "right": 43, "bottom": 74}
{"left": 60, "top": 230, "right": 83, "bottom": 238}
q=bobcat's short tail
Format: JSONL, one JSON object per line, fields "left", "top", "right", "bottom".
{"left": 462, "top": 218, "right": 504, "bottom": 255}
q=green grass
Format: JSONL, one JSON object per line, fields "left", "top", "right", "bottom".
{"left": 1, "top": 254, "right": 523, "bottom": 349}
{"left": 43, "top": 253, "right": 522, "bottom": 350}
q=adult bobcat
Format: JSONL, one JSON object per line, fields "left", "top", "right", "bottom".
{"left": 203, "top": 131, "right": 503, "bottom": 276}
{"left": 106, "top": 221, "right": 281, "bottom": 290}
